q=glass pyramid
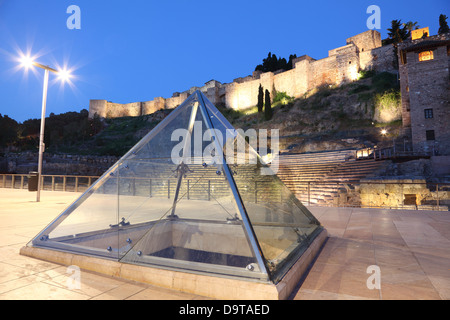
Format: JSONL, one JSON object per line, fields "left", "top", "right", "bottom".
{"left": 28, "top": 91, "right": 322, "bottom": 283}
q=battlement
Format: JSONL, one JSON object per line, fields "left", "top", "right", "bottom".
{"left": 89, "top": 30, "right": 396, "bottom": 119}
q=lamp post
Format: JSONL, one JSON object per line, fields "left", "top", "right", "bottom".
{"left": 19, "top": 55, "right": 71, "bottom": 202}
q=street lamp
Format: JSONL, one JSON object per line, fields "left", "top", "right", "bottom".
{"left": 19, "top": 54, "right": 71, "bottom": 202}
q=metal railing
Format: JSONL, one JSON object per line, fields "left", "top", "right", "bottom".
{"left": 356, "top": 141, "right": 434, "bottom": 161}
{"left": 1, "top": 173, "right": 449, "bottom": 211}
{"left": 0, "top": 173, "right": 100, "bottom": 193}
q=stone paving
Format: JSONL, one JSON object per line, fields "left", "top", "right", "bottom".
{"left": 0, "top": 189, "right": 449, "bottom": 300}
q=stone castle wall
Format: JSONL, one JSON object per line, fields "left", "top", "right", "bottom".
{"left": 89, "top": 30, "right": 396, "bottom": 119}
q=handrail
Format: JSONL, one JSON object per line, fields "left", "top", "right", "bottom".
{"left": 1, "top": 173, "right": 448, "bottom": 211}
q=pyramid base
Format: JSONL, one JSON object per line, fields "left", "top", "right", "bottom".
{"left": 20, "top": 228, "right": 327, "bottom": 300}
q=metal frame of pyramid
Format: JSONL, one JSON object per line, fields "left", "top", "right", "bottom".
{"left": 26, "top": 91, "right": 323, "bottom": 284}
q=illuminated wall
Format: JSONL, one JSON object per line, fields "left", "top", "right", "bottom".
{"left": 89, "top": 30, "right": 395, "bottom": 118}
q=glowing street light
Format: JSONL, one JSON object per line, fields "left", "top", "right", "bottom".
{"left": 18, "top": 54, "right": 72, "bottom": 202}
{"left": 381, "top": 129, "right": 388, "bottom": 136}
{"left": 19, "top": 55, "right": 35, "bottom": 69}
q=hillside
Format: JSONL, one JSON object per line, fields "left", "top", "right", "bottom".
{"left": 1, "top": 71, "right": 401, "bottom": 157}
{"left": 221, "top": 71, "right": 402, "bottom": 153}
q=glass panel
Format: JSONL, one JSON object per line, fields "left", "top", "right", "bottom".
{"left": 129, "top": 94, "right": 197, "bottom": 161}
{"left": 119, "top": 156, "right": 264, "bottom": 280}
{"left": 31, "top": 167, "right": 120, "bottom": 259}
{"left": 225, "top": 128, "right": 322, "bottom": 283}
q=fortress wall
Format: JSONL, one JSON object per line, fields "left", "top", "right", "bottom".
{"left": 236, "top": 78, "right": 261, "bottom": 110}
{"left": 165, "top": 93, "right": 188, "bottom": 110}
{"left": 346, "top": 30, "right": 381, "bottom": 52}
{"left": 367, "top": 44, "right": 396, "bottom": 72}
{"left": 308, "top": 56, "right": 338, "bottom": 89}
{"left": 335, "top": 44, "right": 360, "bottom": 83}
{"left": 106, "top": 102, "right": 141, "bottom": 118}
{"left": 89, "top": 30, "right": 397, "bottom": 118}
{"left": 292, "top": 59, "right": 311, "bottom": 96}
{"left": 273, "top": 68, "right": 296, "bottom": 97}
{"left": 142, "top": 97, "right": 165, "bottom": 115}
{"left": 89, "top": 100, "right": 108, "bottom": 118}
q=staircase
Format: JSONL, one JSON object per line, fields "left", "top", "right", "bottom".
{"left": 277, "top": 150, "right": 388, "bottom": 206}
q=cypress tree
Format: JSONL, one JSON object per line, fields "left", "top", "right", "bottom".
{"left": 264, "top": 89, "right": 272, "bottom": 121}
{"left": 438, "top": 14, "right": 450, "bottom": 34}
{"left": 257, "top": 84, "right": 264, "bottom": 113}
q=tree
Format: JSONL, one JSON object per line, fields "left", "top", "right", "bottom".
{"left": 383, "top": 19, "right": 410, "bottom": 45}
{"left": 264, "top": 89, "right": 272, "bottom": 121}
{"left": 382, "top": 19, "right": 411, "bottom": 70}
{"left": 0, "top": 114, "right": 19, "bottom": 147}
{"left": 402, "top": 21, "right": 420, "bottom": 33}
{"left": 257, "top": 84, "right": 264, "bottom": 113}
{"left": 438, "top": 14, "right": 450, "bottom": 34}
{"left": 287, "top": 54, "right": 298, "bottom": 69}
{"left": 255, "top": 52, "right": 296, "bottom": 72}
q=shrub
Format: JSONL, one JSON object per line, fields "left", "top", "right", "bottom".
{"left": 273, "top": 91, "right": 294, "bottom": 104}
{"left": 358, "top": 69, "right": 376, "bottom": 79}
{"left": 372, "top": 72, "right": 399, "bottom": 93}
{"left": 373, "top": 89, "right": 401, "bottom": 123}
{"left": 348, "top": 84, "right": 371, "bottom": 95}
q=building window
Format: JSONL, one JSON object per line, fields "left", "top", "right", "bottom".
{"left": 424, "top": 108, "right": 433, "bottom": 119}
{"left": 418, "top": 50, "right": 434, "bottom": 62}
{"left": 426, "top": 130, "right": 435, "bottom": 141}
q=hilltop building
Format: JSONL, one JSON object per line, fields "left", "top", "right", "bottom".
{"left": 88, "top": 29, "right": 450, "bottom": 157}
{"left": 88, "top": 30, "right": 396, "bottom": 119}
{"left": 398, "top": 30, "right": 450, "bottom": 155}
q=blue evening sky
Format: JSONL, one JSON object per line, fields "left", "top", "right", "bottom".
{"left": 0, "top": 0, "right": 448, "bottom": 122}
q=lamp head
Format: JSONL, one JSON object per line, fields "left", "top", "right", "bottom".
{"left": 57, "top": 68, "right": 71, "bottom": 82}
{"left": 19, "top": 55, "right": 35, "bottom": 69}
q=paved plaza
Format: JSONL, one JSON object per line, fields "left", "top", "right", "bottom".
{"left": 0, "top": 189, "right": 449, "bottom": 300}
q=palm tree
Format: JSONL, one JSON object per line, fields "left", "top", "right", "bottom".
{"left": 402, "top": 21, "right": 420, "bottom": 33}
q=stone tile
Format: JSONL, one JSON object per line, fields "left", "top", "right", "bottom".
{"left": 295, "top": 288, "right": 339, "bottom": 300}
{"left": 413, "top": 252, "right": 450, "bottom": 278}
{"left": 338, "top": 269, "right": 381, "bottom": 300}
{"left": 427, "top": 276, "right": 450, "bottom": 300}
{"left": 0, "top": 281, "right": 91, "bottom": 300}
{"left": 2, "top": 189, "right": 450, "bottom": 300}
{"left": 91, "top": 282, "right": 148, "bottom": 300}
{"left": 429, "top": 222, "right": 450, "bottom": 241}
{"left": 42, "top": 269, "right": 127, "bottom": 298}
{"left": 0, "top": 274, "right": 43, "bottom": 295}
{"left": 0, "top": 262, "right": 36, "bottom": 283}
{"left": 374, "top": 246, "right": 420, "bottom": 268}
{"left": 126, "top": 285, "right": 204, "bottom": 300}
{"left": 380, "top": 281, "right": 441, "bottom": 300}
{"left": 298, "top": 263, "right": 343, "bottom": 294}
